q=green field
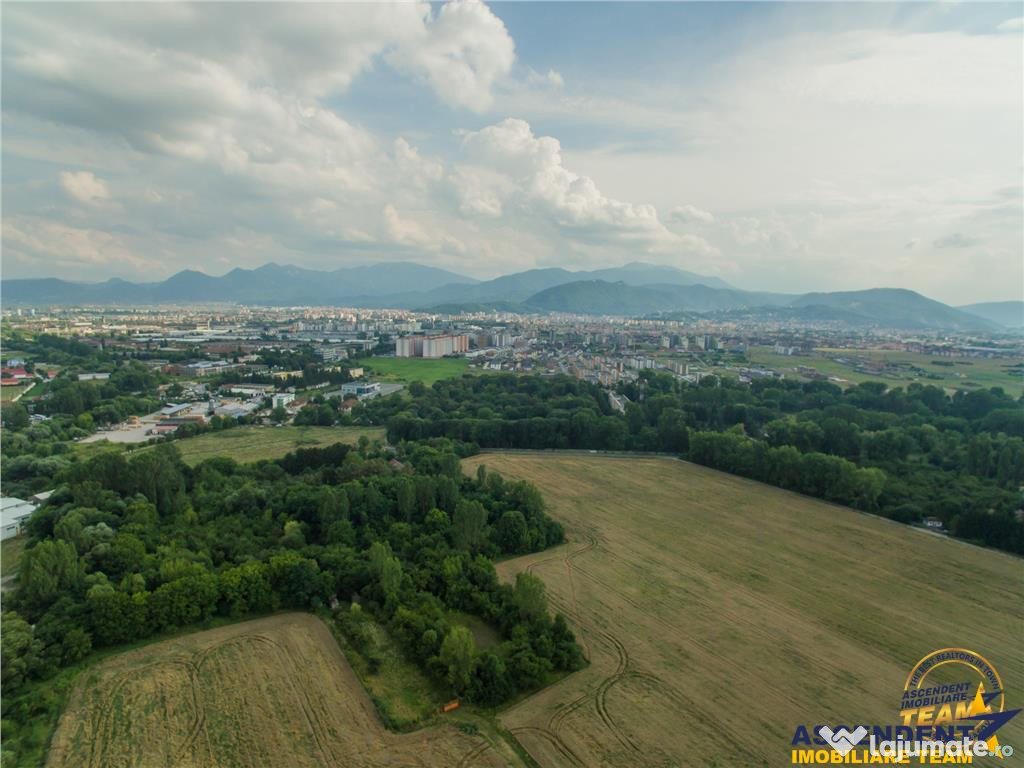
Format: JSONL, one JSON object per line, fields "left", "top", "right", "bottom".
{"left": 363, "top": 356, "right": 469, "bottom": 385}
{"left": 464, "top": 453, "right": 1024, "bottom": 767}
{"left": 0, "top": 383, "right": 33, "bottom": 402}
{"left": 167, "top": 425, "right": 385, "bottom": 465}
{"left": 2, "top": 534, "right": 27, "bottom": 577}
{"left": 748, "top": 347, "right": 1024, "bottom": 396}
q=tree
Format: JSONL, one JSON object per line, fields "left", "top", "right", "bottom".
{"left": 1, "top": 612, "right": 44, "bottom": 692}
{"left": 220, "top": 561, "right": 272, "bottom": 616}
{"left": 270, "top": 405, "right": 288, "bottom": 424}
{"left": 18, "top": 540, "right": 83, "bottom": 616}
{"left": 513, "top": 572, "right": 547, "bottom": 623}
{"left": 495, "top": 510, "right": 528, "bottom": 553}
{"left": 127, "top": 445, "right": 186, "bottom": 517}
{"left": 1, "top": 402, "right": 30, "bottom": 430}
{"left": 396, "top": 477, "right": 416, "bottom": 522}
{"left": 439, "top": 625, "right": 476, "bottom": 694}
{"left": 470, "top": 650, "right": 510, "bottom": 705}
{"left": 368, "top": 541, "right": 402, "bottom": 601}
{"left": 268, "top": 552, "right": 324, "bottom": 608}
{"left": 149, "top": 572, "right": 218, "bottom": 631}
{"left": 281, "top": 520, "right": 306, "bottom": 549}
{"left": 88, "top": 590, "right": 151, "bottom": 646}
{"left": 452, "top": 500, "right": 487, "bottom": 552}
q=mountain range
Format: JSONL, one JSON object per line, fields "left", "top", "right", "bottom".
{"left": 956, "top": 301, "right": 1024, "bottom": 329}
{"left": 2, "top": 261, "right": 1015, "bottom": 331}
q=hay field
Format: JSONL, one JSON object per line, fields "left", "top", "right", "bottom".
{"left": 167, "top": 425, "right": 384, "bottom": 466}
{"left": 46, "top": 614, "right": 519, "bottom": 768}
{"left": 463, "top": 454, "right": 1024, "bottom": 767}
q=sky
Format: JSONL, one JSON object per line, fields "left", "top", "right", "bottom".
{"left": 1, "top": 1, "right": 1022, "bottom": 305}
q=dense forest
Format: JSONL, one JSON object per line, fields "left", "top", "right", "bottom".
{"left": 0, "top": 439, "right": 582, "bottom": 765}
{"left": 367, "top": 373, "right": 1024, "bottom": 554}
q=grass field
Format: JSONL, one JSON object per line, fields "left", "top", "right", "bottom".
{"left": 364, "top": 356, "right": 469, "bottom": 385}
{"left": 46, "top": 614, "right": 522, "bottom": 768}
{"left": 158, "top": 425, "right": 385, "bottom": 466}
{"left": 0, "top": 382, "right": 33, "bottom": 401}
{"left": 463, "top": 453, "right": 1024, "bottom": 767}
{"left": 2, "top": 534, "right": 27, "bottom": 577}
{"left": 748, "top": 347, "right": 1024, "bottom": 396}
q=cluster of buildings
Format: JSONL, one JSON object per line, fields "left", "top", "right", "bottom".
{"left": 396, "top": 333, "right": 470, "bottom": 358}
{"left": 1, "top": 365, "right": 33, "bottom": 387}
{"left": 1, "top": 491, "right": 52, "bottom": 540}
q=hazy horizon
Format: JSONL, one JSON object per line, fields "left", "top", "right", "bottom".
{"left": 2, "top": 2, "right": 1022, "bottom": 305}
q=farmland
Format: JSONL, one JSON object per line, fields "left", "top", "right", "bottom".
{"left": 747, "top": 347, "right": 1024, "bottom": 396}
{"left": 0, "top": 382, "right": 33, "bottom": 401}
{"left": 122, "top": 425, "right": 384, "bottom": 466}
{"left": 364, "top": 355, "right": 470, "bottom": 385}
{"left": 46, "top": 614, "right": 520, "bottom": 768}
{"left": 462, "top": 453, "right": 1024, "bottom": 767}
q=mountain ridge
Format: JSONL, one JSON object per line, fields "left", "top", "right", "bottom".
{"left": 1, "top": 261, "right": 729, "bottom": 307}
{"left": 1, "top": 262, "right": 1006, "bottom": 331}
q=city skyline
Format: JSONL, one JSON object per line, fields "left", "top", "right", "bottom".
{"left": 2, "top": 2, "right": 1022, "bottom": 304}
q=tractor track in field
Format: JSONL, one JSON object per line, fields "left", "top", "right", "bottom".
{"left": 90, "top": 658, "right": 203, "bottom": 768}
{"left": 518, "top": 530, "right": 644, "bottom": 758}
{"left": 509, "top": 726, "right": 586, "bottom": 768}
{"left": 455, "top": 739, "right": 496, "bottom": 768}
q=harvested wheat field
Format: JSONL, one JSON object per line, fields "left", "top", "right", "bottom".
{"left": 46, "top": 613, "right": 517, "bottom": 768}
{"left": 463, "top": 453, "right": 1024, "bottom": 768}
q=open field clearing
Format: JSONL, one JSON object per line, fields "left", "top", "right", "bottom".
{"left": 2, "top": 534, "right": 27, "bottom": 577}
{"left": 0, "top": 382, "right": 33, "bottom": 401}
{"left": 46, "top": 614, "right": 520, "bottom": 768}
{"left": 748, "top": 347, "right": 1024, "bottom": 396}
{"left": 463, "top": 453, "right": 1024, "bottom": 767}
{"left": 78, "top": 425, "right": 386, "bottom": 465}
{"left": 169, "top": 425, "right": 385, "bottom": 465}
{"left": 364, "top": 356, "right": 469, "bottom": 385}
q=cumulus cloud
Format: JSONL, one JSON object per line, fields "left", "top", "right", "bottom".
{"left": 388, "top": 0, "right": 516, "bottom": 111}
{"left": 3, "top": 215, "right": 151, "bottom": 272}
{"left": 458, "top": 118, "right": 686, "bottom": 251}
{"left": 527, "top": 68, "right": 565, "bottom": 89}
{"left": 669, "top": 204, "right": 714, "bottom": 224}
{"left": 59, "top": 171, "right": 109, "bottom": 204}
{"left": 1, "top": 2, "right": 517, "bottom": 272}
{"left": 394, "top": 138, "right": 444, "bottom": 188}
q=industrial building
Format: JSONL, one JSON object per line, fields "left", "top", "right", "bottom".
{"left": 271, "top": 393, "right": 296, "bottom": 408}
{"left": 340, "top": 381, "right": 382, "bottom": 400}
{"left": 1, "top": 497, "right": 36, "bottom": 540}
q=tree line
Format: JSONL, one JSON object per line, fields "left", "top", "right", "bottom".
{"left": 1, "top": 439, "right": 582, "bottom": 766}
{"left": 363, "top": 373, "right": 1024, "bottom": 554}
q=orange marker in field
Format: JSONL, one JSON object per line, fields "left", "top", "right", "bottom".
{"left": 441, "top": 699, "right": 460, "bottom": 713}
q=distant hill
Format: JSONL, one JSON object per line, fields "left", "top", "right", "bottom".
{"left": 420, "top": 301, "right": 526, "bottom": 314}
{"left": 524, "top": 280, "right": 787, "bottom": 315}
{"left": 2, "top": 262, "right": 477, "bottom": 306}
{"left": 521, "top": 280, "right": 999, "bottom": 331}
{"left": 789, "top": 288, "right": 998, "bottom": 331}
{"left": 957, "top": 301, "right": 1024, "bottom": 329}
{"left": 1, "top": 260, "right": 729, "bottom": 307}
{"left": 1, "top": 260, "right": 1005, "bottom": 332}
{"left": 407, "top": 261, "right": 731, "bottom": 307}
{"left": 585, "top": 262, "right": 731, "bottom": 290}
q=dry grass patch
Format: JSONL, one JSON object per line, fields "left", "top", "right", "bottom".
{"left": 462, "top": 453, "right": 1024, "bottom": 768}
{"left": 46, "top": 614, "right": 520, "bottom": 768}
